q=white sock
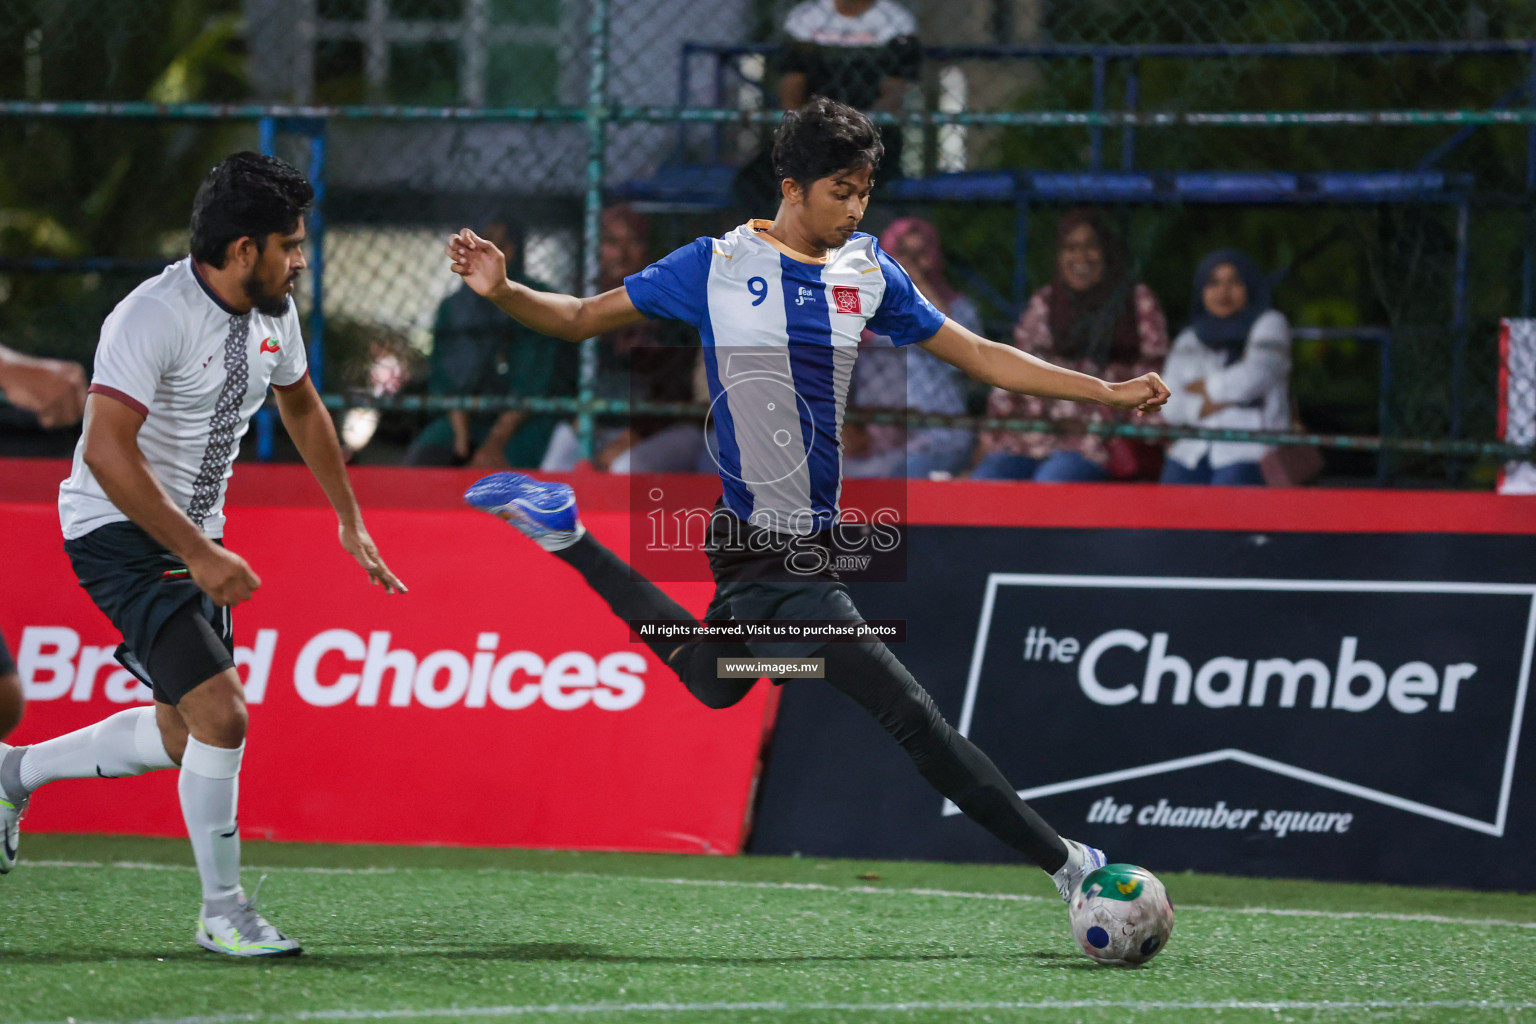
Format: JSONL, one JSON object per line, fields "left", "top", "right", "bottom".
{"left": 15, "top": 707, "right": 175, "bottom": 795}
{"left": 179, "top": 737, "right": 244, "bottom": 905}
{"left": 539, "top": 520, "right": 586, "bottom": 552}
{"left": 1053, "top": 839, "right": 1083, "bottom": 883}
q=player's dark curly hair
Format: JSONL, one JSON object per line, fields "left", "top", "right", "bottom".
{"left": 190, "top": 152, "right": 314, "bottom": 267}
{"left": 772, "top": 96, "right": 884, "bottom": 192}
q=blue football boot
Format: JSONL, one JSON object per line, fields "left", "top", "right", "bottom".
{"left": 464, "top": 472, "right": 584, "bottom": 550}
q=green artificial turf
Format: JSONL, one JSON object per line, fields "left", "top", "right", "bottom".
{"left": 2, "top": 834, "right": 1533, "bottom": 1023}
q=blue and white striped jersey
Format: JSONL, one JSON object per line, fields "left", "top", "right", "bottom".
{"left": 625, "top": 219, "right": 947, "bottom": 534}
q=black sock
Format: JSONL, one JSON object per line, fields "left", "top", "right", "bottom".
{"left": 551, "top": 533, "right": 762, "bottom": 709}
{"left": 819, "top": 641, "right": 1068, "bottom": 872}
{"left": 552, "top": 532, "right": 697, "bottom": 663}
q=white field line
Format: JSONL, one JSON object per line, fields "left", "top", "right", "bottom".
{"left": 12, "top": 999, "right": 1536, "bottom": 1024}
{"left": 24, "top": 859, "right": 1536, "bottom": 931}
{"left": 555, "top": 871, "right": 1536, "bottom": 931}
{"left": 27, "top": 860, "right": 404, "bottom": 875}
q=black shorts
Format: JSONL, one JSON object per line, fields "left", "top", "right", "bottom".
{"left": 63, "top": 521, "right": 235, "bottom": 704}
{"left": 0, "top": 627, "right": 14, "bottom": 678}
{"left": 704, "top": 500, "right": 863, "bottom": 658}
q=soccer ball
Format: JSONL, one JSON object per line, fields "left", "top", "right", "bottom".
{"left": 1067, "top": 863, "right": 1175, "bottom": 966}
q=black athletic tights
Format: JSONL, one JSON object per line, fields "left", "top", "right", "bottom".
{"left": 554, "top": 533, "right": 1069, "bottom": 874}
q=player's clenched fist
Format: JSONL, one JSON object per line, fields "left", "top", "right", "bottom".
{"left": 0, "top": 346, "right": 87, "bottom": 428}
{"left": 187, "top": 545, "right": 262, "bottom": 607}
{"left": 1105, "top": 372, "right": 1171, "bottom": 414}
{"left": 446, "top": 229, "right": 508, "bottom": 300}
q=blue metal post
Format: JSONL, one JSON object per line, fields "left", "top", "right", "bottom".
{"left": 1013, "top": 201, "right": 1031, "bottom": 312}
{"left": 1450, "top": 202, "right": 1470, "bottom": 482}
{"left": 1524, "top": 49, "right": 1536, "bottom": 315}
{"left": 1122, "top": 62, "right": 1138, "bottom": 171}
{"left": 307, "top": 123, "right": 327, "bottom": 392}
{"left": 577, "top": 0, "right": 611, "bottom": 462}
{"left": 1377, "top": 330, "right": 1394, "bottom": 484}
{"left": 255, "top": 117, "right": 278, "bottom": 461}
{"left": 1090, "top": 54, "right": 1106, "bottom": 171}
{"left": 712, "top": 48, "right": 726, "bottom": 163}
{"left": 676, "top": 42, "right": 692, "bottom": 164}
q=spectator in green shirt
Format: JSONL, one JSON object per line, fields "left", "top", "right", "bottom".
{"left": 405, "top": 219, "right": 576, "bottom": 469}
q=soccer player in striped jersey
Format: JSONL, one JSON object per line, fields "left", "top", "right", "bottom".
{"left": 0, "top": 153, "right": 406, "bottom": 956}
{"left": 448, "top": 98, "right": 1167, "bottom": 907}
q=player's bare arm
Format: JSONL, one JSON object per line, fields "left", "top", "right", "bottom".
{"left": 445, "top": 228, "right": 645, "bottom": 341}
{"left": 0, "top": 343, "right": 87, "bottom": 428}
{"left": 920, "top": 318, "right": 1171, "bottom": 414}
{"left": 272, "top": 376, "right": 407, "bottom": 594}
{"left": 78, "top": 393, "right": 261, "bottom": 607}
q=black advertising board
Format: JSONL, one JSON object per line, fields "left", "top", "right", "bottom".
{"left": 749, "top": 525, "right": 1536, "bottom": 889}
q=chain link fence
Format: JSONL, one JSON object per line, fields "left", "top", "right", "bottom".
{"left": 3, "top": 0, "right": 1535, "bottom": 480}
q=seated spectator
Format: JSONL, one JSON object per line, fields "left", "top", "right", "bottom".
{"left": 780, "top": 0, "right": 918, "bottom": 175}
{"left": 540, "top": 205, "right": 703, "bottom": 474}
{"left": 404, "top": 219, "right": 574, "bottom": 468}
{"left": 841, "top": 329, "right": 908, "bottom": 479}
{"left": 1159, "top": 249, "right": 1292, "bottom": 486}
{"left": 737, "top": 0, "right": 919, "bottom": 210}
{"left": 841, "top": 217, "right": 978, "bottom": 478}
{"left": 972, "top": 210, "right": 1168, "bottom": 482}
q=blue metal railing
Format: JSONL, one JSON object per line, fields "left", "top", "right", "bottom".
{"left": 666, "top": 38, "right": 1534, "bottom": 480}
{"left": 679, "top": 38, "right": 1536, "bottom": 180}
{"left": 3, "top": 37, "right": 1529, "bottom": 478}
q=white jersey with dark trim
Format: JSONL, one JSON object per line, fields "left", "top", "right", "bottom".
{"left": 624, "top": 220, "right": 946, "bottom": 535}
{"left": 58, "top": 258, "right": 309, "bottom": 541}
{"left": 784, "top": 0, "right": 917, "bottom": 46}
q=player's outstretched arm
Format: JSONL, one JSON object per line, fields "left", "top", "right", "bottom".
{"left": 445, "top": 228, "right": 647, "bottom": 342}
{"left": 80, "top": 394, "right": 262, "bottom": 606}
{"left": 920, "top": 318, "right": 1171, "bottom": 414}
{"left": 273, "top": 377, "right": 407, "bottom": 595}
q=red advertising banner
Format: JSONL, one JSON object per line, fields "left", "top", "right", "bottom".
{"left": 0, "top": 464, "right": 772, "bottom": 855}
{"left": 4, "top": 458, "right": 1535, "bottom": 857}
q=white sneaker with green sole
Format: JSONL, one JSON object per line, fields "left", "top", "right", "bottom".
{"left": 196, "top": 897, "right": 302, "bottom": 957}
{"left": 0, "top": 743, "right": 27, "bottom": 875}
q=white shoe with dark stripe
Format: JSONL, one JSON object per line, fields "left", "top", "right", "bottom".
{"left": 1051, "top": 838, "right": 1108, "bottom": 903}
{"left": 0, "top": 744, "right": 26, "bottom": 874}
{"left": 196, "top": 896, "right": 302, "bottom": 957}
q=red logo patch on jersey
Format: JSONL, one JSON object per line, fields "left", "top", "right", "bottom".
{"left": 832, "top": 286, "right": 861, "bottom": 315}
{"left": 259, "top": 336, "right": 281, "bottom": 354}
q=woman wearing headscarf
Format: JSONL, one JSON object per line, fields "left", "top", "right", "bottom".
{"left": 971, "top": 209, "right": 1169, "bottom": 481}
{"left": 1159, "top": 249, "right": 1292, "bottom": 485}
{"left": 843, "top": 216, "right": 982, "bottom": 478}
